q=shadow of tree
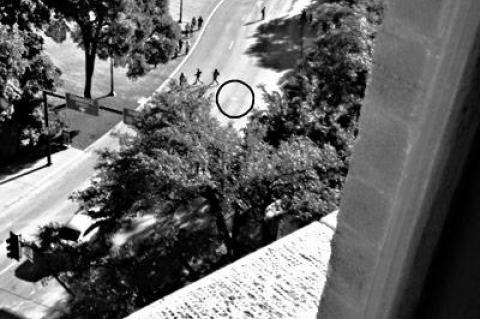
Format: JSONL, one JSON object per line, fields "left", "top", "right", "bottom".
{"left": 246, "top": 13, "right": 314, "bottom": 72}
{"left": 0, "top": 309, "right": 27, "bottom": 319}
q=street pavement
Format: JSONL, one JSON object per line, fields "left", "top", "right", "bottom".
{"left": 0, "top": 0, "right": 311, "bottom": 317}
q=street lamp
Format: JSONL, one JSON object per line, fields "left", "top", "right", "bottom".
{"left": 179, "top": 0, "right": 183, "bottom": 23}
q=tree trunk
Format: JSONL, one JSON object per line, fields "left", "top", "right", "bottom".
{"left": 201, "top": 187, "right": 234, "bottom": 259}
{"left": 84, "top": 46, "right": 96, "bottom": 99}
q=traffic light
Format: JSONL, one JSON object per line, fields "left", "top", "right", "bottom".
{"left": 6, "top": 231, "right": 22, "bottom": 261}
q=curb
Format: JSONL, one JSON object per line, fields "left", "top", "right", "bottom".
{"left": 2, "top": 0, "right": 229, "bottom": 213}
{"left": 85, "top": 0, "right": 229, "bottom": 152}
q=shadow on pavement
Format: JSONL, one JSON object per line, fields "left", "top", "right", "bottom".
{"left": 0, "top": 143, "right": 67, "bottom": 182}
{"left": 246, "top": 13, "right": 315, "bottom": 73}
{"left": 0, "top": 164, "right": 49, "bottom": 186}
{"left": 0, "top": 309, "right": 27, "bottom": 319}
{"left": 244, "top": 19, "right": 262, "bottom": 26}
{"left": 15, "top": 260, "right": 50, "bottom": 283}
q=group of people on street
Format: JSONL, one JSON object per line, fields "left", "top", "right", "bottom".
{"left": 175, "top": 5, "right": 277, "bottom": 87}
{"left": 179, "top": 68, "right": 220, "bottom": 87}
{"left": 184, "top": 16, "right": 204, "bottom": 38}
{"left": 173, "top": 16, "right": 204, "bottom": 59}
{"left": 300, "top": 8, "right": 314, "bottom": 25}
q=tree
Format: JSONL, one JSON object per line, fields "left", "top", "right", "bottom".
{"left": 35, "top": 82, "right": 339, "bottom": 317}
{"left": 34, "top": 1, "right": 384, "bottom": 315}
{"left": 1, "top": 0, "right": 180, "bottom": 98}
{"left": 0, "top": 24, "right": 61, "bottom": 163}
{"left": 249, "top": 0, "right": 382, "bottom": 154}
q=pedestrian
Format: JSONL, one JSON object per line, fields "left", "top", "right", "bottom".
{"left": 185, "top": 22, "right": 191, "bottom": 37}
{"left": 308, "top": 11, "right": 313, "bottom": 24}
{"left": 198, "top": 16, "right": 204, "bottom": 29}
{"left": 178, "top": 38, "right": 184, "bottom": 52}
{"left": 261, "top": 6, "right": 266, "bottom": 20}
{"left": 173, "top": 46, "right": 180, "bottom": 59}
{"left": 192, "top": 17, "right": 197, "bottom": 31}
{"left": 194, "top": 68, "right": 203, "bottom": 84}
{"left": 301, "top": 9, "right": 307, "bottom": 25}
{"left": 185, "top": 40, "right": 191, "bottom": 55}
{"left": 179, "top": 72, "right": 187, "bottom": 86}
{"left": 212, "top": 68, "right": 220, "bottom": 85}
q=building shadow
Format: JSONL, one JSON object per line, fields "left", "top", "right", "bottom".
{"left": 245, "top": 13, "right": 314, "bottom": 73}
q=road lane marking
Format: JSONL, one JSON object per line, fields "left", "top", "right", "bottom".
{"left": 86, "top": 0, "right": 230, "bottom": 152}
{"left": 229, "top": 41, "right": 235, "bottom": 50}
{"left": 0, "top": 263, "right": 16, "bottom": 276}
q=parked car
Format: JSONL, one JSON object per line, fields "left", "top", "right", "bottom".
{"left": 58, "top": 210, "right": 103, "bottom": 244}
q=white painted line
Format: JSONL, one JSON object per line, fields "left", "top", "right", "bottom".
{"left": 2, "top": 148, "right": 91, "bottom": 213}
{"left": 228, "top": 40, "right": 234, "bottom": 50}
{"left": 155, "top": 0, "right": 229, "bottom": 93}
{"left": 0, "top": 262, "right": 16, "bottom": 276}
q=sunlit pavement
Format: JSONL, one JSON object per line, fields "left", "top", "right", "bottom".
{"left": 0, "top": 0, "right": 311, "bottom": 317}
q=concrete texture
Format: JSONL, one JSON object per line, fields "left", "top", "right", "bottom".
{"left": 126, "top": 217, "right": 336, "bottom": 319}
{"left": 318, "top": 0, "right": 480, "bottom": 318}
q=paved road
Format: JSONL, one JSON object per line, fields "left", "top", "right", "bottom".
{"left": 0, "top": 0, "right": 307, "bottom": 317}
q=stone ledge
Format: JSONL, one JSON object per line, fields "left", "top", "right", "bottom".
{"left": 125, "top": 215, "right": 337, "bottom": 319}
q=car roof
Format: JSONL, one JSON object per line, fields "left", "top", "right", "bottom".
{"left": 65, "top": 213, "right": 95, "bottom": 233}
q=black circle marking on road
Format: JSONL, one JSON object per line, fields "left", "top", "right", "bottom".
{"left": 215, "top": 79, "right": 255, "bottom": 119}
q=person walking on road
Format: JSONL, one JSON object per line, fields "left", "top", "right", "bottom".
{"left": 192, "top": 17, "right": 197, "bottom": 31}
{"left": 179, "top": 72, "right": 187, "bottom": 86}
{"left": 185, "top": 22, "right": 192, "bottom": 37}
{"left": 212, "top": 68, "right": 220, "bottom": 85}
{"left": 198, "top": 16, "right": 204, "bottom": 29}
{"left": 173, "top": 46, "right": 180, "bottom": 59}
{"left": 194, "top": 68, "right": 203, "bottom": 85}
{"left": 185, "top": 40, "right": 191, "bottom": 55}
{"left": 178, "top": 38, "right": 184, "bottom": 52}
{"left": 261, "top": 6, "right": 266, "bottom": 20}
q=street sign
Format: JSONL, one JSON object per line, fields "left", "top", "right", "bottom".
{"left": 123, "top": 108, "right": 141, "bottom": 126}
{"left": 66, "top": 93, "right": 99, "bottom": 116}
{"left": 24, "top": 245, "right": 35, "bottom": 263}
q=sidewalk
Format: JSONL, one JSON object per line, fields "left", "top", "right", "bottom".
{"left": 0, "top": 147, "right": 86, "bottom": 211}
{"left": 0, "top": 0, "right": 222, "bottom": 218}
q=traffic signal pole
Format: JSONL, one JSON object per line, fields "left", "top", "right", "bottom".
{"left": 6, "top": 231, "right": 22, "bottom": 261}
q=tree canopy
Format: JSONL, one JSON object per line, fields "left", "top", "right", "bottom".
{"left": 1, "top": 0, "right": 181, "bottom": 98}
{"left": 0, "top": 24, "right": 61, "bottom": 163}
{"left": 35, "top": 0, "right": 384, "bottom": 317}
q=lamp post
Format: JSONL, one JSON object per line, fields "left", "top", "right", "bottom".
{"left": 179, "top": 0, "right": 183, "bottom": 23}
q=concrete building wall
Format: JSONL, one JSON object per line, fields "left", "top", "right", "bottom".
{"left": 317, "top": 0, "right": 480, "bottom": 318}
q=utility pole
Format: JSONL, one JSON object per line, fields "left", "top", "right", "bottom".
{"left": 179, "top": 0, "right": 183, "bottom": 23}
{"left": 42, "top": 91, "right": 52, "bottom": 166}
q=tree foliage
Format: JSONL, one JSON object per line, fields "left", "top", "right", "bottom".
{"left": 1, "top": 0, "right": 181, "bottom": 98}
{"left": 0, "top": 24, "right": 61, "bottom": 163}
{"left": 35, "top": 0, "right": 384, "bottom": 317}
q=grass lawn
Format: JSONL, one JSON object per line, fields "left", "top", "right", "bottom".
{"left": 43, "top": 0, "right": 221, "bottom": 150}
